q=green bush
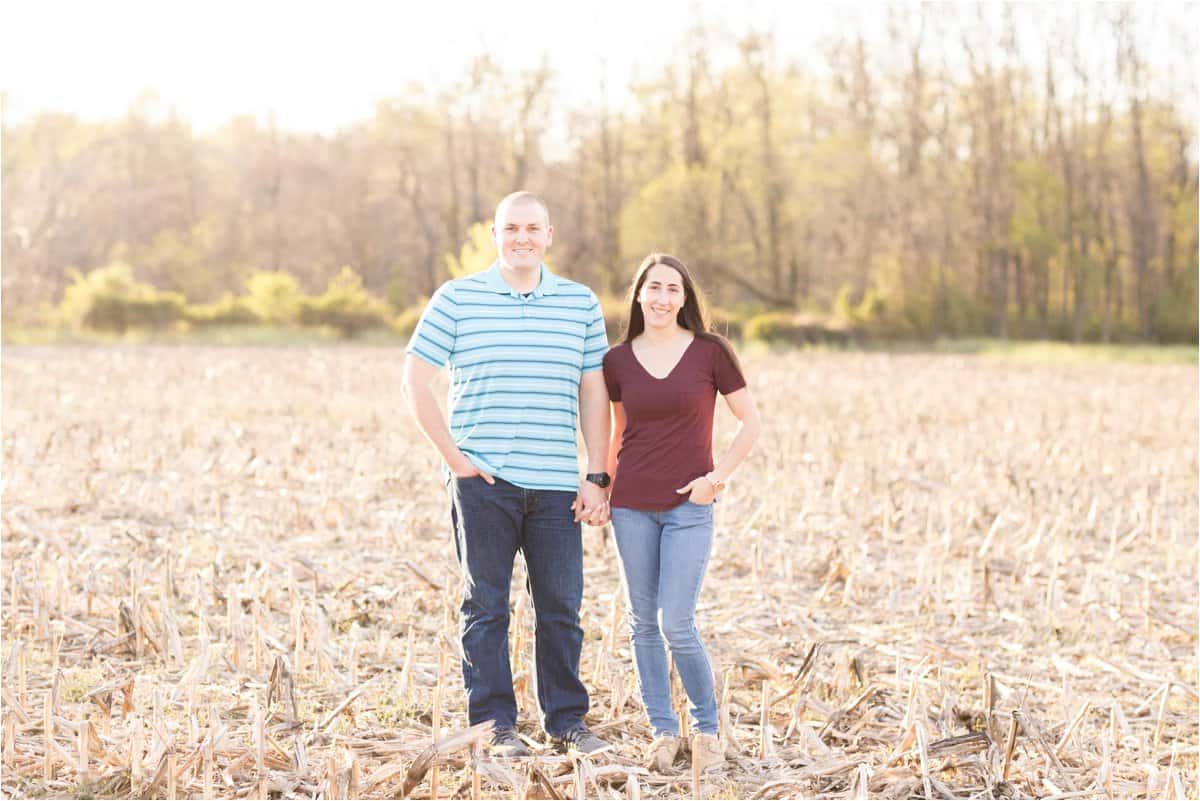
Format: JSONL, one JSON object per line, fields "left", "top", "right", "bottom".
{"left": 298, "top": 267, "right": 392, "bottom": 338}
{"left": 743, "top": 311, "right": 854, "bottom": 346}
{"left": 392, "top": 304, "right": 424, "bottom": 339}
{"left": 833, "top": 284, "right": 885, "bottom": 327}
{"left": 445, "top": 222, "right": 496, "bottom": 279}
{"left": 182, "top": 294, "right": 261, "bottom": 327}
{"left": 60, "top": 262, "right": 185, "bottom": 333}
{"left": 245, "top": 271, "right": 303, "bottom": 324}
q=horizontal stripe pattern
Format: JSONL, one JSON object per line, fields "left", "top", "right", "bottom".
{"left": 406, "top": 263, "right": 607, "bottom": 492}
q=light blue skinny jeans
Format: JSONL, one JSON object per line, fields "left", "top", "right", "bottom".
{"left": 610, "top": 500, "right": 719, "bottom": 736}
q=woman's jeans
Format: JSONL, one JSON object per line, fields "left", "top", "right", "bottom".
{"left": 611, "top": 501, "right": 719, "bottom": 736}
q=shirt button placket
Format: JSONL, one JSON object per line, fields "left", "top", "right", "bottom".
{"left": 517, "top": 295, "right": 531, "bottom": 459}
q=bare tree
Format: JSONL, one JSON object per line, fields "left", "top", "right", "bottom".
{"left": 1115, "top": 6, "right": 1158, "bottom": 340}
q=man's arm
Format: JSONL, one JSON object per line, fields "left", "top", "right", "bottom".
{"left": 576, "top": 370, "right": 610, "bottom": 523}
{"left": 401, "top": 354, "right": 493, "bottom": 483}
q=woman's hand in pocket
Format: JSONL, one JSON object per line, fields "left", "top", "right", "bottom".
{"left": 676, "top": 475, "right": 717, "bottom": 505}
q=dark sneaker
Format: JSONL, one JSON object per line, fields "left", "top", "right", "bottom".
{"left": 489, "top": 728, "right": 531, "bottom": 758}
{"left": 552, "top": 724, "right": 609, "bottom": 755}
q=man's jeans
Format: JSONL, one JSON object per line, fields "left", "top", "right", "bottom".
{"left": 610, "top": 500, "right": 719, "bottom": 736}
{"left": 449, "top": 475, "right": 588, "bottom": 736}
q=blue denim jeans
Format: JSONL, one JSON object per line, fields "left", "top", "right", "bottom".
{"left": 448, "top": 475, "right": 588, "bottom": 736}
{"left": 610, "top": 501, "right": 718, "bottom": 736}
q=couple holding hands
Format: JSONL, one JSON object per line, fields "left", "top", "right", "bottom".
{"left": 402, "top": 191, "right": 760, "bottom": 773}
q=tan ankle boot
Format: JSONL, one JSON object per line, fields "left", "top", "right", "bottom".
{"left": 648, "top": 734, "right": 680, "bottom": 771}
{"left": 690, "top": 733, "right": 724, "bottom": 773}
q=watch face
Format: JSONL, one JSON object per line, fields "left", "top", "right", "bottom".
{"left": 587, "top": 473, "right": 611, "bottom": 488}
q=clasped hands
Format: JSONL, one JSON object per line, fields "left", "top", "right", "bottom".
{"left": 451, "top": 452, "right": 613, "bottom": 526}
{"left": 572, "top": 481, "right": 609, "bottom": 526}
{"left": 452, "top": 451, "right": 722, "bottom": 526}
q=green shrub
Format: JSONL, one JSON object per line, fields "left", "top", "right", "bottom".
{"left": 832, "top": 284, "right": 855, "bottom": 324}
{"left": 833, "top": 284, "right": 885, "bottom": 327}
{"left": 743, "top": 311, "right": 788, "bottom": 342}
{"left": 245, "top": 271, "right": 303, "bottom": 324}
{"left": 182, "top": 294, "right": 261, "bottom": 327}
{"left": 392, "top": 304, "right": 424, "bottom": 339}
{"left": 445, "top": 222, "right": 496, "bottom": 279}
{"left": 60, "top": 262, "right": 185, "bottom": 333}
{"left": 857, "top": 287, "right": 885, "bottom": 324}
{"left": 743, "top": 311, "right": 854, "bottom": 346}
{"left": 298, "top": 267, "right": 392, "bottom": 338}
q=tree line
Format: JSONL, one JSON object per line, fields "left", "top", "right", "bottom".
{"left": 3, "top": 4, "right": 1196, "bottom": 342}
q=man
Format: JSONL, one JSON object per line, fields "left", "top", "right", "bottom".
{"left": 401, "top": 191, "right": 612, "bottom": 757}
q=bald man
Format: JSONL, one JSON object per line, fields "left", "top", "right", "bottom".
{"left": 402, "top": 192, "right": 611, "bottom": 756}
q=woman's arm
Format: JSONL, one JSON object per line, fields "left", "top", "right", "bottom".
{"left": 676, "top": 385, "right": 761, "bottom": 502}
{"left": 708, "top": 386, "right": 761, "bottom": 485}
{"left": 605, "top": 401, "right": 626, "bottom": 480}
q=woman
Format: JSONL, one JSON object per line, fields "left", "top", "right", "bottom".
{"left": 602, "top": 253, "right": 761, "bottom": 773}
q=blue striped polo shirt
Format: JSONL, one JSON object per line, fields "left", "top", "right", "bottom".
{"left": 406, "top": 262, "right": 609, "bottom": 492}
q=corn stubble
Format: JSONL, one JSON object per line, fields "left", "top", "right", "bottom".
{"left": 1, "top": 346, "right": 1196, "bottom": 799}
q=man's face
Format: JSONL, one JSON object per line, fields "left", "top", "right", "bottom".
{"left": 493, "top": 200, "right": 552, "bottom": 270}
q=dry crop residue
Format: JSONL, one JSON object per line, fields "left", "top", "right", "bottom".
{"left": 2, "top": 346, "right": 1196, "bottom": 799}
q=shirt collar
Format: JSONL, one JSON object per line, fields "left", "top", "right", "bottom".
{"left": 484, "top": 261, "right": 560, "bottom": 298}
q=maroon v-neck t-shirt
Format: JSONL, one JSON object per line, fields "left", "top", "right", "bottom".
{"left": 602, "top": 336, "right": 746, "bottom": 511}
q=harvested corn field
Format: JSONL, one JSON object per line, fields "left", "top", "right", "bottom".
{"left": 2, "top": 345, "right": 1196, "bottom": 799}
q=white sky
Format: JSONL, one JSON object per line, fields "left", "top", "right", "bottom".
{"left": 1, "top": 0, "right": 862, "bottom": 133}
{"left": 1, "top": 1, "right": 1193, "bottom": 136}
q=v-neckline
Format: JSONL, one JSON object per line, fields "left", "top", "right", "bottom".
{"left": 630, "top": 335, "right": 697, "bottom": 381}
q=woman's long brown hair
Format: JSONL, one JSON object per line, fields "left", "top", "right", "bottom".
{"left": 621, "top": 253, "right": 742, "bottom": 372}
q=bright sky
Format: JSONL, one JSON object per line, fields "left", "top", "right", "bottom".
{"left": 0, "top": 0, "right": 863, "bottom": 134}
{"left": 1, "top": 1, "right": 1192, "bottom": 136}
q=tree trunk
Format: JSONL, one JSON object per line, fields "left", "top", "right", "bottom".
{"left": 1037, "top": 256, "right": 1050, "bottom": 339}
{"left": 1014, "top": 250, "right": 1025, "bottom": 333}
{"left": 442, "top": 106, "right": 462, "bottom": 254}
{"left": 1072, "top": 231, "right": 1089, "bottom": 343}
{"left": 1118, "top": 10, "right": 1157, "bottom": 341}
{"left": 994, "top": 248, "right": 1009, "bottom": 339}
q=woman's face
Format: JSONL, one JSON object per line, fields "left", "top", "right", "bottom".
{"left": 637, "top": 264, "right": 686, "bottom": 330}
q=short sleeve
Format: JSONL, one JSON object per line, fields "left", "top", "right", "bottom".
{"left": 712, "top": 338, "right": 746, "bottom": 395}
{"left": 602, "top": 350, "right": 621, "bottom": 401}
{"left": 581, "top": 294, "right": 609, "bottom": 373}
{"left": 405, "top": 282, "right": 458, "bottom": 368}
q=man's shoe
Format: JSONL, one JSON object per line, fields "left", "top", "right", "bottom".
{"left": 690, "top": 733, "right": 725, "bottom": 773}
{"left": 489, "top": 728, "right": 531, "bottom": 758}
{"left": 648, "top": 733, "right": 680, "bottom": 771}
{"left": 552, "top": 724, "right": 609, "bottom": 755}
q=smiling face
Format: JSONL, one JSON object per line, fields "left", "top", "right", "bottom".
{"left": 493, "top": 198, "right": 552, "bottom": 271}
{"left": 637, "top": 263, "right": 687, "bottom": 331}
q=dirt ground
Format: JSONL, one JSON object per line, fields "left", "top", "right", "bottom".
{"left": 2, "top": 346, "right": 1196, "bottom": 799}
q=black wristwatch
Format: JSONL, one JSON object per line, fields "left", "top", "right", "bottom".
{"left": 585, "top": 472, "right": 612, "bottom": 488}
